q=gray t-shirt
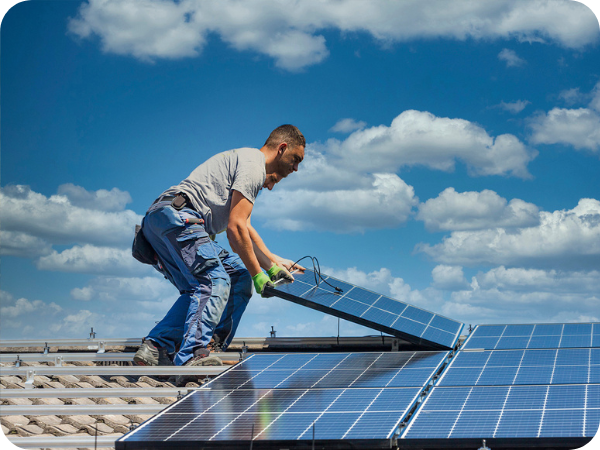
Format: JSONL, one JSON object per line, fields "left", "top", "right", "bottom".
{"left": 162, "top": 148, "right": 266, "bottom": 235}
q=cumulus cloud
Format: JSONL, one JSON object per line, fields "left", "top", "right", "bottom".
{"left": 57, "top": 183, "right": 132, "bottom": 211}
{"left": 37, "top": 245, "right": 153, "bottom": 276}
{"left": 0, "top": 291, "right": 62, "bottom": 319}
{"left": 0, "top": 231, "right": 53, "bottom": 258}
{"left": 256, "top": 173, "right": 418, "bottom": 233}
{"left": 417, "top": 198, "right": 600, "bottom": 270}
{"left": 529, "top": 81, "right": 600, "bottom": 152}
{"left": 432, "top": 265, "right": 470, "bottom": 291}
{"left": 417, "top": 188, "right": 540, "bottom": 231}
{"left": 497, "top": 100, "right": 530, "bottom": 113}
{"left": 324, "top": 110, "right": 536, "bottom": 178}
{"left": 498, "top": 48, "right": 526, "bottom": 67}
{"left": 0, "top": 185, "right": 142, "bottom": 250}
{"left": 71, "top": 276, "right": 175, "bottom": 303}
{"left": 67, "top": 0, "right": 599, "bottom": 70}
{"left": 329, "top": 118, "right": 367, "bottom": 133}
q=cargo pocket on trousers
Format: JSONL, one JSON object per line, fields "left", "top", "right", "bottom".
{"left": 176, "top": 234, "right": 220, "bottom": 279}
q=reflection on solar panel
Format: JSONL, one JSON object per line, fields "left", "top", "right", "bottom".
{"left": 264, "top": 269, "right": 463, "bottom": 350}
{"left": 462, "top": 323, "right": 600, "bottom": 350}
{"left": 117, "top": 351, "right": 448, "bottom": 449}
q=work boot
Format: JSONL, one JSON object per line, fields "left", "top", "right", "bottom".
{"left": 133, "top": 339, "right": 173, "bottom": 366}
{"left": 175, "top": 349, "right": 223, "bottom": 386}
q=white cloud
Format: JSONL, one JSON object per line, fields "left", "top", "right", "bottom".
{"left": 70, "top": 275, "right": 175, "bottom": 303}
{"left": 432, "top": 265, "right": 470, "bottom": 291}
{"left": 529, "top": 81, "right": 600, "bottom": 152}
{"left": 0, "top": 185, "right": 142, "bottom": 249}
{"left": 417, "top": 188, "right": 540, "bottom": 231}
{"left": 67, "top": 0, "right": 599, "bottom": 70}
{"left": 0, "top": 231, "right": 53, "bottom": 258}
{"left": 57, "top": 183, "right": 132, "bottom": 211}
{"left": 497, "top": 100, "right": 530, "bottom": 113}
{"left": 329, "top": 118, "right": 367, "bottom": 133}
{"left": 0, "top": 291, "right": 62, "bottom": 319}
{"left": 37, "top": 244, "right": 153, "bottom": 276}
{"left": 529, "top": 107, "right": 600, "bottom": 151}
{"left": 325, "top": 110, "right": 536, "bottom": 178}
{"left": 558, "top": 87, "right": 587, "bottom": 105}
{"left": 255, "top": 173, "right": 418, "bottom": 233}
{"left": 417, "top": 198, "right": 600, "bottom": 270}
{"left": 498, "top": 48, "right": 526, "bottom": 67}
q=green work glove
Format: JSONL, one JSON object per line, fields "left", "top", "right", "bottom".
{"left": 252, "top": 272, "right": 274, "bottom": 297}
{"left": 267, "top": 264, "right": 294, "bottom": 283}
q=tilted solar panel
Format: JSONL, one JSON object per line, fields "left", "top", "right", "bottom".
{"left": 263, "top": 269, "right": 463, "bottom": 350}
{"left": 116, "top": 351, "right": 449, "bottom": 449}
{"left": 462, "top": 323, "right": 600, "bottom": 350}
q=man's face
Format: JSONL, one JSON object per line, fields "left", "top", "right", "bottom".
{"left": 277, "top": 143, "right": 304, "bottom": 179}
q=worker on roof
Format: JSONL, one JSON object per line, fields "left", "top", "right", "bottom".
{"left": 132, "top": 125, "right": 306, "bottom": 375}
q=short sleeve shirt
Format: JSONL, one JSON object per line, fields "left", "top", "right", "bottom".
{"left": 161, "top": 148, "right": 266, "bottom": 235}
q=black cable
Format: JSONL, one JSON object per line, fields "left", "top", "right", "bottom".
{"left": 289, "top": 256, "right": 343, "bottom": 293}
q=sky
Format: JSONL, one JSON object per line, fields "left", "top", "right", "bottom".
{"left": 1, "top": 0, "right": 600, "bottom": 347}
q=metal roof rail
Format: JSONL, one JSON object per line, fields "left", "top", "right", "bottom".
{"left": 0, "top": 387, "right": 196, "bottom": 399}
{"left": 1, "top": 404, "right": 168, "bottom": 416}
{"left": 6, "top": 435, "right": 120, "bottom": 449}
{"left": 0, "top": 352, "right": 138, "bottom": 363}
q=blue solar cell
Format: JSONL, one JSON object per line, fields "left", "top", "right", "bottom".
{"left": 563, "top": 323, "right": 593, "bottom": 335}
{"left": 561, "top": 334, "right": 593, "bottom": 348}
{"left": 476, "top": 366, "right": 519, "bottom": 385}
{"left": 540, "top": 409, "right": 585, "bottom": 437}
{"left": 514, "top": 366, "right": 553, "bottom": 385}
{"left": 594, "top": 324, "right": 600, "bottom": 335}
{"left": 495, "top": 336, "right": 530, "bottom": 349}
{"left": 314, "top": 412, "right": 364, "bottom": 439}
{"left": 384, "top": 368, "right": 437, "bottom": 387}
{"left": 588, "top": 385, "right": 600, "bottom": 408}
{"left": 421, "top": 327, "right": 456, "bottom": 348}
{"left": 372, "top": 296, "right": 408, "bottom": 314}
{"left": 401, "top": 305, "right": 434, "bottom": 325}
{"left": 361, "top": 306, "right": 398, "bottom": 327}
{"left": 344, "top": 411, "right": 404, "bottom": 439}
{"left": 368, "top": 388, "right": 420, "bottom": 412}
{"left": 450, "top": 410, "right": 501, "bottom": 438}
{"left": 391, "top": 316, "right": 426, "bottom": 337}
{"left": 504, "top": 385, "right": 547, "bottom": 410}
{"left": 533, "top": 323, "right": 564, "bottom": 336}
{"left": 552, "top": 366, "right": 589, "bottom": 384}
{"left": 586, "top": 409, "right": 600, "bottom": 437}
{"left": 463, "top": 386, "right": 508, "bottom": 410}
{"left": 494, "top": 410, "right": 543, "bottom": 438}
{"left": 556, "top": 348, "right": 590, "bottom": 365}
{"left": 422, "top": 387, "right": 471, "bottom": 410}
{"left": 438, "top": 367, "right": 482, "bottom": 386}
{"left": 430, "top": 315, "right": 462, "bottom": 334}
{"left": 528, "top": 335, "right": 562, "bottom": 348}
{"left": 257, "top": 412, "right": 320, "bottom": 441}
{"left": 487, "top": 349, "right": 524, "bottom": 366}
{"left": 345, "top": 288, "right": 381, "bottom": 305}
{"left": 403, "top": 410, "right": 458, "bottom": 438}
{"left": 473, "top": 325, "right": 506, "bottom": 337}
{"left": 503, "top": 324, "right": 535, "bottom": 336}
{"left": 589, "top": 366, "right": 600, "bottom": 383}
{"left": 521, "top": 349, "right": 557, "bottom": 366}
{"left": 463, "top": 336, "right": 501, "bottom": 349}
{"left": 331, "top": 296, "right": 371, "bottom": 316}
{"left": 593, "top": 349, "right": 600, "bottom": 365}
{"left": 595, "top": 335, "right": 600, "bottom": 347}
{"left": 545, "top": 385, "right": 586, "bottom": 409}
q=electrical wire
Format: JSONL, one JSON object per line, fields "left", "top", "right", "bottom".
{"left": 288, "top": 256, "right": 344, "bottom": 293}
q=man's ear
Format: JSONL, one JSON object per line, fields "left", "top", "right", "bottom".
{"left": 278, "top": 142, "right": 287, "bottom": 155}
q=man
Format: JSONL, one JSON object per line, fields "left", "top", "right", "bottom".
{"left": 133, "top": 124, "right": 306, "bottom": 372}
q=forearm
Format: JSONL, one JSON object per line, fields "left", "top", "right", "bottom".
{"left": 248, "top": 224, "right": 276, "bottom": 270}
{"left": 227, "top": 223, "right": 262, "bottom": 276}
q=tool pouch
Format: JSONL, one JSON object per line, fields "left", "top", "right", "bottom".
{"left": 132, "top": 224, "right": 157, "bottom": 265}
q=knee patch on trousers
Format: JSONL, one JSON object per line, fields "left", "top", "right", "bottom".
{"left": 171, "top": 230, "right": 226, "bottom": 280}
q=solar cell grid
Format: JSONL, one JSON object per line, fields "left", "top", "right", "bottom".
{"left": 439, "top": 348, "right": 600, "bottom": 387}
{"left": 463, "top": 323, "right": 600, "bottom": 350}
{"left": 402, "top": 384, "right": 600, "bottom": 440}
{"left": 119, "top": 351, "right": 447, "bottom": 448}
{"left": 265, "top": 269, "right": 463, "bottom": 349}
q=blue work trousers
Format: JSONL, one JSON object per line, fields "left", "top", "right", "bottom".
{"left": 141, "top": 201, "right": 252, "bottom": 366}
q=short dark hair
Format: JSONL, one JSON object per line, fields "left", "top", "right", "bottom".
{"left": 264, "top": 124, "right": 306, "bottom": 149}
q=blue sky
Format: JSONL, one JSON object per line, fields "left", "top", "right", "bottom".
{"left": 1, "top": 0, "right": 600, "bottom": 343}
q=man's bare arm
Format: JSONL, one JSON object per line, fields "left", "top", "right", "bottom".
{"left": 226, "top": 191, "right": 262, "bottom": 277}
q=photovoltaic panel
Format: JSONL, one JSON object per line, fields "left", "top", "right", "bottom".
{"left": 263, "top": 269, "right": 463, "bottom": 350}
{"left": 117, "top": 351, "right": 448, "bottom": 449}
{"left": 462, "top": 323, "right": 600, "bottom": 350}
{"left": 437, "top": 348, "right": 600, "bottom": 387}
{"left": 401, "top": 384, "right": 600, "bottom": 447}
{"left": 399, "top": 322, "right": 600, "bottom": 448}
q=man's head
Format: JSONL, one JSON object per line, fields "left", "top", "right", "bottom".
{"left": 262, "top": 124, "right": 305, "bottom": 190}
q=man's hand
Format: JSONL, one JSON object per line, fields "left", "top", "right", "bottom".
{"left": 267, "top": 264, "right": 294, "bottom": 283}
{"left": 274, "top": 257, "right": 306, "bottom": 274}
{"left": 252, "top": 272, "right": 274, "bottom": 297}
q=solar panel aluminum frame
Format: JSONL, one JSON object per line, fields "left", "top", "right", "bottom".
{"left": 263, "top": 271, "right": 463, "bottom": 351}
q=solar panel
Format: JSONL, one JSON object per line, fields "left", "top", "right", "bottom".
{"left": 116, "top": 351, "right": 448, "bottom": 449}
{"left": 263, "top": 269, "right": 463, "bottom": 350}
{"left": 401, "top": 384, "right": 599, "bottom": 446}
{"left": 400, "top": 322, "right": 600, "bottom": 448}
{"left": 437, "top": 348, "right": 600, "bottom": 387}
{"left": 462, "top": 323, "right": 600, "bottom": 350}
